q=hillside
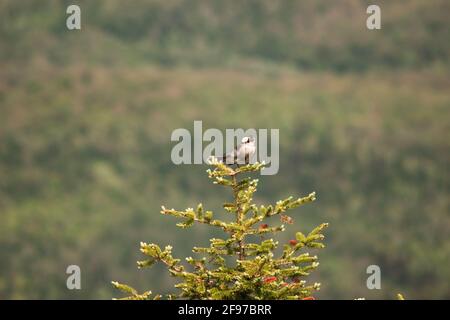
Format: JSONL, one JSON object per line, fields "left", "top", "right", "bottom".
{"left": 0, "top": 0, "right": 449, "bottom": 299}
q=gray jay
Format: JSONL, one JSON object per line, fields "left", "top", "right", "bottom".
{"left": 221, "top": 136, "right": 256, "bottom": 165}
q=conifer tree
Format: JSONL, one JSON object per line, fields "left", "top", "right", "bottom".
{"left": 112, "top": 159, "right": 328, "bottom": 300}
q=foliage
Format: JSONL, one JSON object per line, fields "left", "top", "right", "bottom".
{"left": 1, "top": 0, "right": 449, "bottom": 71}
{"left": 113, "top": 161, "right": 327, "bottom": 299}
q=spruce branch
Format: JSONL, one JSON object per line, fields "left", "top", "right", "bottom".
{"left": 113, "top": 160, "right": 328, "bottom": 300}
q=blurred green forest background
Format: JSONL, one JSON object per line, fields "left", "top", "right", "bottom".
{"left": 0, "top": 0, "right": 449, "bottom": 299}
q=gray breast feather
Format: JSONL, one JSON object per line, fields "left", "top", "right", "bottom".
{"left": 221, "top": 142, "right": 256, "bottom": 164}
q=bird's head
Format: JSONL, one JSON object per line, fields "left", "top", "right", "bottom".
{"left": 241, "top": 136, "right": 255, "bottom": 144}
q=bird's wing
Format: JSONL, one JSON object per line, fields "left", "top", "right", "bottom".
{"left": 221, "top": 147, "right": 236, "bottom": 163}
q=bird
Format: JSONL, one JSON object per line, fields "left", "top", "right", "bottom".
{"left": 220, "top": 136, "right": 256, "bottom": 165}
